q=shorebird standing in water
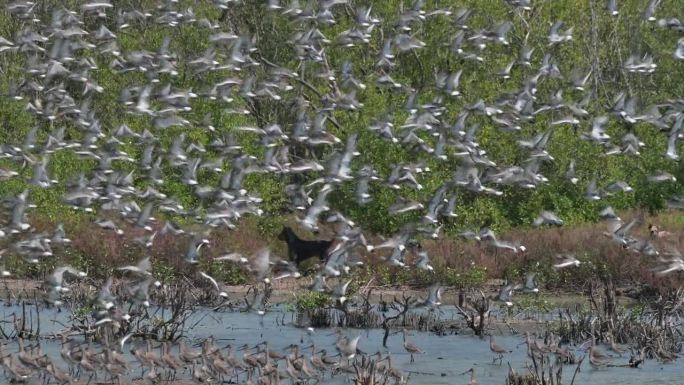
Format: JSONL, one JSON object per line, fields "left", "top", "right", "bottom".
{"left": 588, "top": 345, "right": 612, "bottom": 368}
{"left": 461, "top": 367, "right": 478, "bottom": 385}
{"left": 402, "top": 329, "right": 424, "bottom": 363}
{"left": 489, "top": 335, "right": 511, "bottom": 365}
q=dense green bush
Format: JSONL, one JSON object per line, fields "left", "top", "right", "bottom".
{"left": 293, "top": 291, "right": 331, "bottom": 311}
{"left": 0, "top": 0, "right": 681, "bottom": 258}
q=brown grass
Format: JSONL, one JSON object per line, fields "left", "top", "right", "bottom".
{"left": 4, "top": 211, "right": 683, "bottom": 291}
{"left": 417, "top": 211, "right": 684, "bottom": 290}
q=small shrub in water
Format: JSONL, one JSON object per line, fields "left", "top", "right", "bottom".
{"left": 294, "top": 291, "right": 330, "bottom": 312}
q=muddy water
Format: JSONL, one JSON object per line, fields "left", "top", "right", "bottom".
{"left": 1, "top": 305, "right": 682, "bottom": 384}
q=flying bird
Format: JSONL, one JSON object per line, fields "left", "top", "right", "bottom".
{"left": 554, "top": 254, "right": 581, "bottom": 269}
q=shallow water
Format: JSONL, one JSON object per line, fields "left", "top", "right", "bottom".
{"left": 1, "top": 305, "right": 682, "bottom": 384}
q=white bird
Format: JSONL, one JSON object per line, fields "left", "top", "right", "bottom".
{"left": 554, "top": 254, "right": 581, "bottom": 269}
{"left": 647, "top": 171, "right": 676, "bottom": 183}
{"left": 200, "top": 271, "right": 228, "bottom": 298}
{"left": 415, "top": 251, "right": 434, "bottom": 272}
{"left": 47, "top": 265, "right": 87, "bottom": 293}
{"left": 418, "top": 284, "right": 442, "bottom": 307}
{"left": 185, "top": 236, "right": 209, "bottom": 264}
{"left": 250, "top": 248, "right": 273, "bottom": 283}
{"left": 533, "top": 211, "right": 563, "bottom": 227}
{"left": 652, "top": 247, "right": 684, "bottom": 276}
{"left": 564, "top": 159, "right": 578, "bottom": 184}
{"left": 522, "top": 273, "right": 539, "bottom": 293}
{"left": 215, "top": 252, "right": 248, "bottom": 264}
{"left": 119, "top": 333, "right": 134, "bottom": 352}
{"left": 135, "top": 86, "right": 154, "bottom": 115}
{"left": 605, "top": 181, "right": 633, "bottom": 193}
{"left": 585, "top": 178, "right": 602, "bottom": 201}
{"left": 51, "top": 223, "right": 71, "bottom": 244}
{"left": 299, "top": 184, "right": 333, "bottom": 232}
{"left": 665, "top": 131, "right": 679, "bottom": 160}
{"left": 309, "top": 274, "right": 327, "bottom": 292}
{"left": 128, "top": 278, "right": 153, "bottom": 307}
{"left": 0, "top": 250, "right": 10, "bottom": 277}
{"left": 328, "top": 279, "right": 352, "bottom": 304}
{"left": 497, "top": 284, "right": 516, "bottom": 306}
{"left": 491, "top": 239, "right": 526, "bottom": 253}
{"left": 389, "top": 197, "right": 424, "bottom": 215}
{"left": 95, "top": 219, "right": 124, "bottom": 235}
{"left": 599, "top": 206, "right": 620, "bottom": 221}
{"left": 336, "top": 333, "right": 361, "bottom": 359}
{"left": 582, "top": 116, "right": 611, "bottom": 144}
{"left": 98, "top": 277, "right": 116, "bottom": 310}
{"left": 117, "top": 256, "right": 153, "bottom": 276}
{"left": 373, "top": 225, "right": 414, "bottom": 251}
{"left": 384, "top": 247, "right": 406, "bottom": 267}
{"left": 675, "top": 37, "right": 684, "bottom": 60}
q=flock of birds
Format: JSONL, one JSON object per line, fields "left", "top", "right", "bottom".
{"left": 1, "top": 329, "right": 430, "bottom": 384}
{"left": 0, "top": 0, "right": 681, "bottom": 383}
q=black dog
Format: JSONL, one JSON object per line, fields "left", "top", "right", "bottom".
{"left": 278, "top": 226, "right": 333, "bottom": 266}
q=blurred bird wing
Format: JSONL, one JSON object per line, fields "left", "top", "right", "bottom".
{"left": 200, "top": 271, "right": 221, "bottom": 292}
{"left": 215, "top": 252, "right": 246, "bottom": 263}
{"left": 252, "top": 248, "right": 271, "bottom": 276}
{"left": 137, "top": 256, "right": 152, "bottom": 272}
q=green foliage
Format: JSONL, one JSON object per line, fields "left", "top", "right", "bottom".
{"left": 152, "top": 259, "right": 177, "bottom": 285}
{"left": 358, "top": 264, "right": 416, "bottom": 286}
{"left": 0, "top": 0, "right": 681, "bottom": 275}
{"left": 628, "top": 303, "right": 646, "bottom": 322}
{"left": 72, "top": 305, "right": 95, "bottom": 319}
{"left": 255, "top": 215, "right": 285, "bottom": 237}
{"left": 438, "top": 266, "right": 488, "bottom": 288}
{"left": 293, "top": 291, "right": 331, "bottom": 311}
{"left": 3, "top": 254, "right": 42, "bottom": 278}
{"left": 297, "top": 258, "right": 322, "bottom": 275}
{"left": 356, "top": 263, "right": 488, "bottom": 288}
{"left": 198, "top": 260, "right": 248, "bottom": 286}
{"left": 67, "top": 249, "right": 111, "bottom": 279}
{"left": 513, "top": 293, "right": 553, "bottom": 313}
